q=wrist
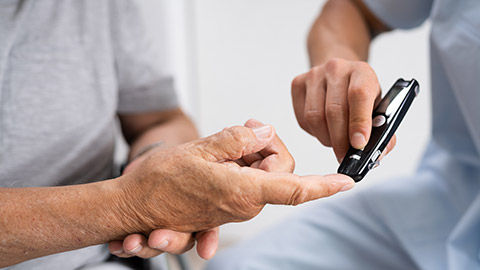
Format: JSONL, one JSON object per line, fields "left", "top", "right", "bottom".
{"left": 122, "top": 141, "right": 166, "bottom": 174}
{"left": 129, "top": 141, "right": 165, "bottom": 162}
{"left": 107, "top": 174, "right": 165, "bottom": 235}
{"left": 99, "top": 177, "right": 145, "bottom": 236}
{"left": 309, "top": 45, "right": 363, "bottom": 67}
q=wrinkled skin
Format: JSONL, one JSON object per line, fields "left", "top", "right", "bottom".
{"left": 109, "top": 120, "right": 354, "bottom": 259}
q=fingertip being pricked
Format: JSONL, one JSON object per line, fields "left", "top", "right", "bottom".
{"left": 339, "top": 180, "right": 355, "bottom": 192}
{"left": 323, "top": 174, "right": 355, "bottom": 194}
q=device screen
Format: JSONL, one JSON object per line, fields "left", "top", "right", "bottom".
{"left": 375, "top": 86, "right": 404, "bottom": 115}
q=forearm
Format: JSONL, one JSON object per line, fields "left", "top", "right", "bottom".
{"left": 129, "top": 114, "right": 197, "bottom": 159}
{"left": 308, "top": 0, "right": 374, "bottom": 65}
{"left": 0, "top": 180, "right": 129, "bottom": 267}
{"left": 120, "top": 109, "right": 198, "bottom": 160}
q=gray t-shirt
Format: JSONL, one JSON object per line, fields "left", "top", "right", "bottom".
{"left": 0, "top": 0, "right": 178, "bottom": 269}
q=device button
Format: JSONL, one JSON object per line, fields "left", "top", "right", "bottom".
{"left": 349, "top": 154, "right": 361, "bottom": 160}
{"left": 368, "top": 160, "right": 380, "bottom": 170}
{"left": 372, "top": 115, "right": 386, "bottom": 127}
{"left": 414, "top": 85, "right": 420, "bottom": 97}
{"left": 371, "top": 150, "right": 382, "bottom": 162}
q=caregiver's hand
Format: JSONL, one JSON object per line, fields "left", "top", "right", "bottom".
{"left": 291, "top": 58, "right": 396, "bottom": 162}
{"left": 109, "top": 121, "right": 354, "bottom": 259}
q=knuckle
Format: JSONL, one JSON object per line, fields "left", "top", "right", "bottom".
{"left": 305, "top": 73, "right": 315, "bottom": 85}
{"left": 350, "top": 114, "right": 369, "bottom": 127}
{"left": 224, "top": 126, "right": 250, "bottom": 145}
{"left": 325, "top": 102, "right": 345, "bottom": 120}
{"left": 291, "top": 76, "right": 304, "bottom": 93}
{"left": 349, "top": 84, "right": 371, "bottom": 102}
{"left": 305, "top": 66, "right": 324, "bottom": 83}
{"left": 277, "top": 152, "right": 296, "bottom": 173}
{"left": 353, "top": 61, "right": 371, "bottom": 71}
{"left": 325, "top": 58, "right": 344, "bottom": 76}
{"left": 287, "top": 184, "right": 310, "bottom": 206}
{"left": 304, "top": 110, "right": 326, "bottom": 126}
{"left": 287, "top": 155, "right": 295, "bottom": 172}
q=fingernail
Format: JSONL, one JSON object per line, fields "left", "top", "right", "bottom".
{"left": 340, "top": 181, "right": 355, "bottom": 192}
{"left": 111, "top": 249, "right": 123, "bottom": 255}
{"left": 351, "top": 132, "right": 366, "bottom": 149}
{"left": 128, "top": 244, "right": 143, "bottom": 254}
{"left": 252, "top": 125, "right": 272, "bottom": 140}
{"left": 154, "top": 239, "right": 169, "bottom": 250}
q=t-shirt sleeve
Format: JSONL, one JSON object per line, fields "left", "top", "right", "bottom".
{"left": 110, "top": 0, "right": 179, "bottom": 114}
{"left": 362, "top": 0, "right": 434, "bottom": 29}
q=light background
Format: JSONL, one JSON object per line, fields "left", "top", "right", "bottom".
{"left": 138, "top": 0, "right": 431, "bottom": 267}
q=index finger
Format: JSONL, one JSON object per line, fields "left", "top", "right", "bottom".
{"left": 258, "top": 172, "right": 355, "bottom": 206}
{"left": 347, "top": 66, "right": 381, "bottom": 149}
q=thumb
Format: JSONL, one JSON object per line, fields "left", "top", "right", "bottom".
{"left": 190, "top": 125, "right": 275, "bottom": 162}
{"left": 259, "top": 173, "right": 355, "bottom": 205}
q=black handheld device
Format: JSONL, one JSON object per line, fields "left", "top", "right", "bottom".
{"left": 337, "top": 78, "right": 420, "bottom": 182}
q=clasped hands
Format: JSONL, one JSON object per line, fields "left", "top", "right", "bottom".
{"left": 107, "top": 119, "right": 354, "bottom": 260}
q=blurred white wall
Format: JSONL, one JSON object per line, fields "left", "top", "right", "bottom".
{"left": 138, "top": 0, "right": 198, "bottom": 117}
{"left": 141, "top": 0, "right": 431, "bottom": 266}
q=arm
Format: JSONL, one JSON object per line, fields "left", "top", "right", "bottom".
{"left": 0, "top": 109, "right": 197, "bottom": 266}
{"left": 110, "top": 117, "right": 296, "bottom": 260}
{"left": 110, "top": 108, "right": 204, "bottom": 259}
{"left": 0, "top": 123, "right": 353, "bottom": 267}
{"left": 119, "top": 108, "right": 198, "bottom": 161}
{"left": 118, "top": 108, "right": 199, "bottom": 178}
{"left": 0, "top": 180, "right": 128, "bottom": 267}
{"left": 308, "top": 0, "right": 389, "bottom": 65}
{"left": 292, "top": 0, "right": 395, "bottom": 162}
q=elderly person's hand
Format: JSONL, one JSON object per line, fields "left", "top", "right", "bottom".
{"left": 109, "top": 119, "right": 296, "bottom": 259}
{"left": 108, "top": 120, "right": 354, "bottom": 259}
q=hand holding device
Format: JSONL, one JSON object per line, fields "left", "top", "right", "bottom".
{"left": 292, "top": 59, "right": 385, "bottom": 162}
